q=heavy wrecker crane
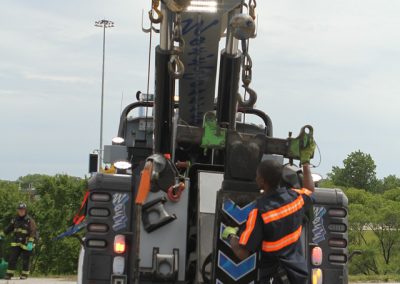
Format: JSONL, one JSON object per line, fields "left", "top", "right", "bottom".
{"left": 77, "top": 1, "right": 349, "bottom": 283}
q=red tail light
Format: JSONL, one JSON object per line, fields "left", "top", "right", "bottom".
{"left": 114, "top": 235, "right": 126, "bottom": 254}
{"left": 311, "top": 246, "right": 323, "bottom": 266}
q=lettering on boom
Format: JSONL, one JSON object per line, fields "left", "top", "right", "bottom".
{"left": 312, "top": 206, "right": 327, "bottom": 244}
{"left": 180, "top": 17, "right": 219, "bottom": 125}
{"left": 112, "top": 193, "right": 129, "bottom": 231}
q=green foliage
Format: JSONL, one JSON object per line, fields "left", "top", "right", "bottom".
{"left": 0, "top": 181, "right": 24, "bottom": 225}
{"left": 349, "top": 244, "right": 379, "bottom": 275}
{"left": 327, "top": 151, "right": 400, "bottom": 277}
{"left": 382, "top": 175, "right": 400, "bottom": 192}
{"left": 328, "top": 150, "right": 378, "bottom": 192}
{"left": 383, "top": 188, "right": 400, "bottom": 202}
{"left": 0, "top": 174, "right": 86, "bottom": 275}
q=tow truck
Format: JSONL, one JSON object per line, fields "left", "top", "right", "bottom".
{"left": 77, "top": 1, "right": 349, "bottom": 283}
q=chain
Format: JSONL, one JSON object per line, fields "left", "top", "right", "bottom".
{"left": 238, "top": 39, "right": 257, "bottom": 108}
{"left": 249, "top": 0, "right": 257, "bottom": 20}
{"left": 241, "top": 40, "right": 252, "bottom": 87}
{"left": 172, "top": 13, "right": 185, "bottom": 54}
{"left": 149, "top": 0, "right": 163, "bottom": 24}
{"left": 168, "top": 13, "right": 185, "bottom": 79}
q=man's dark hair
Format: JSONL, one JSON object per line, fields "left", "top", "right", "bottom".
{"left": 257, "top": 160, "right": 283, "bottom": 189}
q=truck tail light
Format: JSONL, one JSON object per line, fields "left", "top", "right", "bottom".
{"left": 113, "top": 256, "right": 125, "bottom": 275}
{"left": 311, "top": 246, "right": 323, "bottom": 266}
{"left": 114, "top": 235, "right": 126, "bottom": 254}
{"left": 312, "top": 268, "right": 323, "bottom": 284}
{"left": 328, "top": 238, "right": 347, "bottom": 248}
{"left": 329, "top": 254, "right": 347, "bottom": 264}
{"left": 328, "top": 223, "right": 347, "bottom": 232}
{"left": 328, "top": 208, "right": 347, "bottom": 217}
{"left": 87, "top": 239, "right": 107, "bottom": 248}
{"left": 91, "top": 193, "right": 111, "bottom": 202}
{"left": 88, "top": 223, "right": 109, "bottom": 233}
{"left": 89, "top": 208, "right": 110, "bottom": 217}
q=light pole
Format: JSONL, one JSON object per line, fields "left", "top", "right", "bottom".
{"left": 95, "top": 19, "right": 114, "bottom": 170}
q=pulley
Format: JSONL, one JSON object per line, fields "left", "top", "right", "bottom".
{"left": 229, "top": 14, "right": 256, "bottom": 40}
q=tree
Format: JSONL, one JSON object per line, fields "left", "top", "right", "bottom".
{"left": 31, "top": 174, "right": 87, "bottom": 275}
{"left": 328, "top": 150, "right": 378, "bottom": 192}
{"left": 382, "top": 175, "right": 400, "bottom": 192}
{"left": 0, "top": 181, "right": 28, "bottom": 228}
{"left": 383, "top": 188, "right": 400, "bottom": 202}
{"left": 349, "top": 245, "right": 379, "bottom": 275}
{"left": 0, "top": 174, "right": 87, "bottom": 275}
{"left": 366, "top": 197, "right": 400, "bottom": 265}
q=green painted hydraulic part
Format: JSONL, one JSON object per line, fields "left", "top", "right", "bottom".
{"left": 190, "top": 111, "right": 315, "bottom": 161}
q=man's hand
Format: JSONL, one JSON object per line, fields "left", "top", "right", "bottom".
{"left": 300, "top": 135, "right": 316, "bottom": 164}
{"left": 222, "top": 226, "right": 239, "bottom": 240}
{"left": 26, "top": 242, "right": 33, "bottom": 251}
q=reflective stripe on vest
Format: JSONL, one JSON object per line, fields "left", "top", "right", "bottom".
{"left": 261, "top": 195, "right": 304, "bottom": 224}
{"left": 10, "top": 242, "right": 32, "bottom": 250}
{"left": 14, "top": 228, "right": 28, "bottom": 234}
{"left": 239, "top": 209, "right": 258, "bottom": 245}
{"left": 292, "top": 188, "right": 312, "bottom": 196}
{"left": 262, "top": 225, "right": 302, "bottom": 252}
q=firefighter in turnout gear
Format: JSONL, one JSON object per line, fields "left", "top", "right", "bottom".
{"left": 1, "top": 203, "right": 37, "bottom": 280}
{"left": 222, "top": 140, "right": 316, "bottom": 283}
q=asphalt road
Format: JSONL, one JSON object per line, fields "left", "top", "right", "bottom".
{"left": 0, "top": 278, "right": 75, "bottom": 284}
{"left": 0, "top": 279, "right": 399, "bottom": 284}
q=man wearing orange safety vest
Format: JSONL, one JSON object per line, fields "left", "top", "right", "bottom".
{"left": 222, "top": 141, "right": 316, "bottom": 283}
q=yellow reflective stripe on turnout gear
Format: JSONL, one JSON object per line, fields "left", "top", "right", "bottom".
{"left": 14, "top": 228, "right": 28, "bottom": 234}
{"left": 22, "top": 271, "right": 30, "bottom": 275}
{"left": 10, "top": 242, "right": 34, "bottom": 250}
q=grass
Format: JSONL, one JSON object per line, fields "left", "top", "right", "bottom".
{"left": 350, "top": 274, "right": 400, "bottom": 282}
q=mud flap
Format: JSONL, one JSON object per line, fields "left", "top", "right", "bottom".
{"left": 211, "top": 189, "right": 260, "bottom": 284}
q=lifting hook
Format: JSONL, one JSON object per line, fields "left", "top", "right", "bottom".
{"left": 168, "top": 55, "right": 185, "bottom": 79}
{"left": 149, "top": 0, "right": 163, "bottom": 24}
{"left": 238, "top": 86, "right": 257, "bottom": 109}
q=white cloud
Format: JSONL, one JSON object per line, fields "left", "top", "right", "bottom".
{"left": 0, "top": 0, "right": 399, "bottom": 180}
{"left": 24, "top": 72, "right": 94, "bottom": 84}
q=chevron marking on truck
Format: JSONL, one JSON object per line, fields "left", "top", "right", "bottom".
{"left": 217, "top": 250, "right": 257, "bottom": 281}
{"left": 216, "top": 279, "right": 255, "bottom": 284}
{"left": 222, "top": 199, "right": 256, "bottom": 225}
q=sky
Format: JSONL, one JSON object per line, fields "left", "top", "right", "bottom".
{"left": 0, "top": 0, "right": 399, "bottom": 181}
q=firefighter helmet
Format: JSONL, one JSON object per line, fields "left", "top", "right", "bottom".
{"left": 17, "top": 203, "right": 27, "bottom": 210}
